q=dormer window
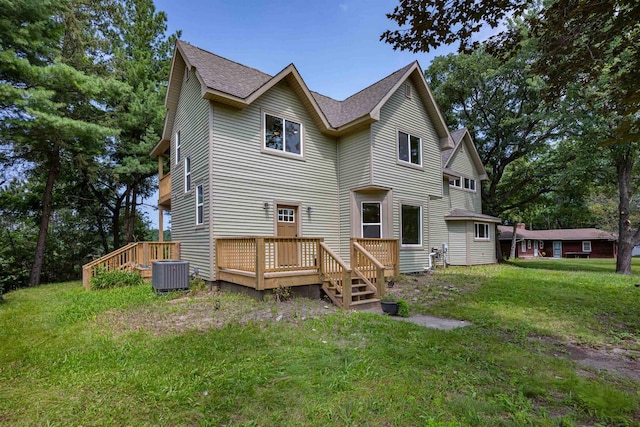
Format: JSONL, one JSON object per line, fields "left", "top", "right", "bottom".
{"left": 449, "top": 177, "right": 461, "bottom": 188}
{"left": 464, "top": 177, "right": 476, "bottom": 191}
{"left": 405, "top": 83, "right": 412, "bottom": 99}
{"left": 264, "top": 113, "right": 302, "bottom": 156}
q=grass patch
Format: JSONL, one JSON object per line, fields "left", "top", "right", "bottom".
{"left": 1, "top": 263, "right": 639, "bottom": 426}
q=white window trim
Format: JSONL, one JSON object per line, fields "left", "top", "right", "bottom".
{"left": 449, "top": 176, "right": 462, "bottom": 188}
{"left": 175, "top": 130, "right": 181, "bottom": 164}
{"left": 397, "top": 130, "right": 423, "bottom": 168}
{"left": 464, "top": 177, "right": 477, "bottom": 192}
{"left": 582, "top": 241, "right": 592, "bottom": 252}
{"left": 184, "top": 156, "right": 191, "bottom": 193}
{"left": 474, "top": 222, "right": 490, "bottom": 241}
{"left": 400, "top": 203, "right": 422, "bottom": 248}
{"left": 527, "top": 239, "right": 532, "bottom": 249}
{"left": 262, "top": 111, "right": 304, "bottom": 159}
{"left": 195, "top": 184, "right": 203, "bottom": 226}
{"left": 361, "top": 201, "right": 382, "bottom": 238}
{"left": 521, "top": 240, "right": 526, "bottom": 252}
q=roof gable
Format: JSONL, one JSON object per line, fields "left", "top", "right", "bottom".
{"left": 153, "top": 40, "right": 456, "bottom": 155}
{"left": 442, "top": 127, "right": 487, "bottom": 180}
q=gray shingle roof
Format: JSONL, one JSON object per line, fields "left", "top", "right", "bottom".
{"left": 177, "top": 40, "right": 415, "bottom": 128}
{"left": 441, "top": 128, "right": 467, "bottom": 167}
{"left": 445, "top": 208, "right": 501, "bottom": 223}
{"left": 497, "top": 226, "right": 617, "bottom": 241}
{"left": 178, "top": 41, "right": 272, "bottom": 99}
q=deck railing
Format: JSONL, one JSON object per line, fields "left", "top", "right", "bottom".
{"left": 82, "top": 241, "right": 180, "bottom": 289}
{"left": 352, "top": 238, "right": 399, "bottom": 273}
{"left": 158, "top": 172, "right": 171, "bottom": 205}
{"left": 351, "top": 242, "right": 386, "bottom": 298}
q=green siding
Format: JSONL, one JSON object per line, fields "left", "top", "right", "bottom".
{"left": 211, "top": 80, "right": 340, "bottom": 248}
{"left": 338, "top": 128, "right": 371, "bottom": 261}
{"left": 170, "top": 76, "right": 213, "bottom": 279}
{"left": 429, "top": 180, "right": 450, "bottom": 265}
{"left": 469, "top": 223, "right": 497, "bottom": 264}
{"left": 370, "top": 80, "right": 442, "bottom": 273}
{"left": 447, "top": 222, "right": 468, "bottom": 265}
{"left": 448, "top": 147, "right": 482, "bottom": 212}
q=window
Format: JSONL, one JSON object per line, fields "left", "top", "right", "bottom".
{"left": 362, "top": 202, "right": 381, "bottom": 238}
{"left": 278, "top": 208, "right": 295, "bottom": 222}
{"left": 398, "top": 131, "right": 421, "bottom": 166}
{"left": 264, "top": 113, "right": 301, "bottom": 155}
{"left": 176, "top": 130, "right": 181, "bottom": 164}
{"left": 196, "top": 184, "right": 203, "bottom": 225}
{"left": 521, "top": 240, "right": 526, "bottom": 252}
{"left": 464, "top": 177, "right": 476, "bottom": 191}
{"left": 527, "top": 240, "right": 532, "bottom": 249}
{"left": 401, "top": 204, "right": 422, "bottom": 246}
{"left": 449, "top": 177, "right": 461, "bottom": 187}
{"left": 184, "top": 66, "right": 190, "bottom": 81}
{"left": 539, "top": 241, "right": 544, "bottom": 249}
{"left": 404, "top": 83, "right": 412, "bottom": 99}
{"left": 184, "top": 156, "right": 191, "bottom": 192}
{"left": 582, "top": 241, "right": 592, "bottom": 252}
{"left": 475, "top": 223, "right": 490, "bottom": 240}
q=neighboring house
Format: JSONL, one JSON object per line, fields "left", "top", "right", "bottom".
{"left": 150, "top": 40, "right": 499, "bottom": 305}
{"left": 498, "top": 223, "right": 618, "bottom": 258}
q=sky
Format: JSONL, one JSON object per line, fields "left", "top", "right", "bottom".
{"left": 145, "top": 0, "right": 467, "bottom": 228}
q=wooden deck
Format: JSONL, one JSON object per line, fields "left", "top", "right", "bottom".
{"left": 216, "top": 237, "right": 399, "bottom": 309}
{"left": 82, "top": 242, "right": 180, "bottom": 289}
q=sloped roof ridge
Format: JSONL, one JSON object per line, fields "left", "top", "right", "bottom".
{"left": 177, "top": 40, "right": 272, "bottom": 80}
{"left": 449, "top": 127, "right": 467, "bottom": 144}
{"left": 341, "top": 61, "right": 416, "bottom": 103}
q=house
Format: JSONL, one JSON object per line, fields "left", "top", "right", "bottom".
{"left": 148, "top": 40, "right": 500, "bottom": 307}
{"left": 498, "top": 223, "right": 618, "bottom": 258}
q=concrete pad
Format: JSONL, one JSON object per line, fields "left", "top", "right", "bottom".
{"left": 387, "top": 314, "right": 472, "bottom": 330}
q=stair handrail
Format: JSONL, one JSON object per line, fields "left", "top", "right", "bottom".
{"left": 319, "top": 242, "right": 352, "bottom": 308}
{"left": 352, "top": 242, "right": 386, "bottom": 298}
{"left": 83, "top": 242, "right": 139, "bottom": 270}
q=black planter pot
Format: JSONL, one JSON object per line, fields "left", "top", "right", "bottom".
{"left": 381, "top": 301, "right": 399, "bottom": 316}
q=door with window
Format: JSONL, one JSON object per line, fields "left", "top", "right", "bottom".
{"left": 553, "top": 241, "right": 562, "bottom": 258}
{"left": 276, "top": 205, "right": 298, "bottom": 266}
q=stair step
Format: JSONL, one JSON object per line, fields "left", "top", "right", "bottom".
{"left": 351, "top": 290, "right": 375, "bottom": 297}
{"left": 349, "top": 299, "right": 381, "bottom": 311}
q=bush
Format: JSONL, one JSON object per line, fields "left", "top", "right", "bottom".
{"left": 397, "top": 298, "right": 410, "bottom": 317}
{"left": 89, "top": 268, "right": 144, "bottom": 290}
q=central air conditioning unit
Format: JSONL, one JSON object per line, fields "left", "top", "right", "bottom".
{"left": 152, "top": 260, "right": 189, "bottom": 293}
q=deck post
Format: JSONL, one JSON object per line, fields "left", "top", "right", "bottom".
{"left": 376, "top": 266, "right": 385, "bottom": 299}
{"left": 342, "top": 268, "right": 352, "bottom": 309}
{"left": 316, "top": 241, "right": 323, "bottom": 277}
{"left": 158, "top": 207, "right": 164, "bottom": 242}
{"left": 141, "top": 242, "right": 149, "bottom": 266}
{"left": 256, "top": 237, "right": 265, "bottom": 291}
{"left": 82, "top": 266, "right": 90, "bottom": 289}
{"left": 174, "top": 242, "right": 181, "bottom": 259}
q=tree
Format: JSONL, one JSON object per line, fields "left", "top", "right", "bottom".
{"left": 384, "top": 0, "right": 640, "bottom": 273}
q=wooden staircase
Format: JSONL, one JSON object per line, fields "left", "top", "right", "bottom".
{"left": 319, "top": 241, "right": 391, "bottom": 309}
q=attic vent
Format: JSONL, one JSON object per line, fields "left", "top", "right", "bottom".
{"left": 185, "top": 66, "right": 190, "bottom": 81}
{"left": 404, "top": 83, "right": 412, "bottom": 99}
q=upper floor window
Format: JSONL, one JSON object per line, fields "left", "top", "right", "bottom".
{"left": 196, "top": 184, "right": 203, "bottom": 225}
{"left": 464, "top": 177, "right": 476, "bottom": 191}
{"left": 184, "top": 156, "right": 191, "bottom": 192}
{"left": 475, "top": 223, "right": 490, "bottom": 240}
{"left": 176, "top": 130, "right": 181, "bottom": 164}
{"left": 264, "top": 113, "right": 302, "bottom": 155}
{"left": 401, "top": 204, "right": 422, "bottom": 246}
{"left": 449, "top": 177, "right": 461, "bottom": 188}
{"left": 582, "top": 241, "right": 592, "bottom": 252}
{"left": 398, "top": 131, "right": 421, "bottom": 166}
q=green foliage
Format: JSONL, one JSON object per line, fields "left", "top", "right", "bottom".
{"left": 272, "top": 285, "right": 292, "bottom": 302}
{"left": 396, "top": 298, "right": 410, "bottom": 317}
{"left": 89, "top": 268, "right": 144, "bottom": 290}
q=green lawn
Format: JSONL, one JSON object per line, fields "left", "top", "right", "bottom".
{"left": 1, "top": 260, "right": 639, "bottom": 426}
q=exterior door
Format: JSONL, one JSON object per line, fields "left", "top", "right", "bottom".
{"left": 276, "top": 205, "right": 298, "bottom": 266}
{"left": 553, "top": 241, "right": 562, "bottom": 258}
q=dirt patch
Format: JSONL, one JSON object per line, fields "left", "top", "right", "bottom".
{"left": 563, "top": 343, "right": 640, "bottom": 382}
{"left": 97, "top": 290, "right": 339, "bottom": 336}
{"left": 384, "top": 271, "right": 483, "bottom": 308}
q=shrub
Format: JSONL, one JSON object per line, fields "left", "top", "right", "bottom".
{"left": 89, "top": 268, "right": 144, "bottom": 290}
{"left": 397, "top": 298, "right": 410, "bottom": 317}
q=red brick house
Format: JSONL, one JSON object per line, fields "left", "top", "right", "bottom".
{"left": 498, "top": 224, "right": 618, "bottom": 259}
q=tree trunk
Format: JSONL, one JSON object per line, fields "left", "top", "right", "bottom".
{"left": 29, "top": 146, "right": 60, "bottom": 286}
{"left": 509, "top": 222, "right": 518, "bottom": 260}
{"left": 614, "top": 145, "right": 637, "bottom": 274}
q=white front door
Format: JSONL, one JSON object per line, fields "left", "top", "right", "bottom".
{"left": 553, "top": 241, "right": 562, "bottom": 258}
